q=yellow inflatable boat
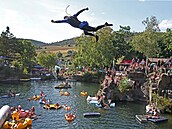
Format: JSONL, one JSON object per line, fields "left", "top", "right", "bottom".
{"left": 3, "top": 118, "right": 32, "bottom": 129}
{"left": 43, "top": 104, "right": 62, "bottom": 110}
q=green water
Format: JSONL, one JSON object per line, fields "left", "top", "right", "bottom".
{"left": 0, "top": 80, "right": 172, "bottom": 129}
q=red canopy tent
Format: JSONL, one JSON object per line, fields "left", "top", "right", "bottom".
{"left": 120, "top": 60, "right": 132, "bottom": 65}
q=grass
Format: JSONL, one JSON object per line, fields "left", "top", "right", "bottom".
{"left": 36, "top": 46, "right": 75, "bottom": 54}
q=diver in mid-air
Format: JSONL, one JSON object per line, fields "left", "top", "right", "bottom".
{"left": 51, "top": 7, "right": 113, "bottom": 42}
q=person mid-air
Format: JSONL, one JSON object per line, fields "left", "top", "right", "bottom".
{"left": 51, "top": 7, "right": 113, "bottom": 42}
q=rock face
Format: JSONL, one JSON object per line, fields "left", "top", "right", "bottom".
{"left": 0, "top": 66, "right": 22, "bottom": 83}
{"left": 157, "top": 73, "right": 172, "bottom": 97}
{"left": 97, "top": 71, "right": 148, "bottom": 102}
{"left": 140, "top": 72, "right": 172, "bottom": 102}
{"left": 158, "top": 73, "right": 172, "bottom": 90}
{"left": 127, "top": 71, "right": 146, "bottom": 83}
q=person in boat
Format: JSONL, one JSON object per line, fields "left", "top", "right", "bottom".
{"left": 55, "top": 103, "right": 60, "bottom": 109}
{"left": 56, "top": 103, "right": 60, "bottom": 106}
{"left": 64, "top": 80, "right": 69, "bottom": 87}
{"left": 10, "top": 107, "right": 17, "bottom": 112}
{"left": 151, "top": 108, "right": 160, "bottom": 118}
{"left": 31, "top": 94, "right": 37, "bottom": 100}
{"left": 51, "top": 7, "right": 113, "bottom": 42}
{"left": 8, "top": 90, "right": 12, "bottom": 97}
{"left": 45, "top": 103, "right": 50, "bottom": 109}
{"left": 68, "top": 113, "right": 74, "bottom": 118}
{"left": 30, "top": 106, "right": 35, "bottom": 115}
{"left": 47, "top": 99, "right": 51, "bottom": 104}
{"left": 8, "top": 90, "right": 15, "bottom": 97}
{"left": 28, "top": 106, "right": 38, "bottom": 120}
{"left": 17, "top": 105, "right": 22, "bottom": 111}
{"left": 41, "top": 97, "right": 46, "bottom": 103}
{"left": 40, "top": 91, "right": 45, "bottom": 97}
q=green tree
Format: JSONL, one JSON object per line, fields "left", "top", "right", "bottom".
{"left": 142, "top": 16, "right": 160, "bottom": 32}
{"left": 57, "top": 51, "right": 63, "bottom": 58}
{"left": 74, "top": 27, "right": 114, "bottom": 68}
{"left": 0, "top": 27, "right": 37, "bottom": 74}
{"left": 130, "top": 16, "right": 161, "bottom": 58}
{"left": 112, "top": 25, "right": 134, "bottom": 61}
{"left": 67, "top": 50, "right": 73, "bottom": 56}
{"left": 16, "top": 40, "right": 36, "bottom": 72}
{"left": 159, "top": 29, "right": 172, "bottom": 58}
{"left": 130, "top": 31, "right": 160, "bottom": 58}
{"left": 0, "top": 26, "right": 17, "bottom": 57}
{"left": 37, "top": 51, "right": 56, "bottom": 69}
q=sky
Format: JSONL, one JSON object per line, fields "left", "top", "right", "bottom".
{"left": 0, "top": 0, "right": 172, "bottom": 43}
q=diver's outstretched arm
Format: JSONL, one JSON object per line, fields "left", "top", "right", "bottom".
{"left": 51, "top": 19, "right": 67, "bottom": 23}
{"left": 74, "top": 7, "right": 89, "bottom": 17}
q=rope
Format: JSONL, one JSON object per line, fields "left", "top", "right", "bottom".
{"left": 65, "top": 5, "right": 71, "bottom": 16}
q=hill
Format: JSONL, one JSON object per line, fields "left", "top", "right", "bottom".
{"left": 17, "top": 38, "right": 47, "bottom": 47}
{"left": 19, "top": 37, "right": 76, "bottom": 47}
{"left": 18, "top": 38, "right": 76, "bottom": 54}
{"left": 27, "top": 38, "right": 76, "bottom": 54}
{"left": 27, "top": 39, "right": 47, "bottom": 47}
{"left": 49, "top": 38, "right": 76, "bottom": 47}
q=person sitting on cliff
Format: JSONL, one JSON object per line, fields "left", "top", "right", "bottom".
{"left": 101, "top": 79, "right": 109, "bottom": 89}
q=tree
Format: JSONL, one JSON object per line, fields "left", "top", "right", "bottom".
{"left": 130, "top": 31, "right": 160, "bottom": 58}
{"left": 158, "top": 29, "right": 172, "bottom": 58}
{"left": 142, "top": 16, "right": 160, "bottom": 32}
{"left": 0, "top": 27, "right": 37, "bottom": 74}
{"left": 74, "top": 27, "right": 114, "bottom": 68}
{"left": 16, "top": 40, "right": 37, "bottom": 72}
{"left": 57, "top": 51, "right": 63, "bottom": 58}
{"left": 0, "top": 26, "right": 17, "bottom": 57}
{"left": 37, "top": 51, "right": 56, "bottom": 69}
{"left": 130, "top": 16, "right": 161, "bottom": 58}
{"left": 112, "top": 25, "right": 134, "bottom": 61}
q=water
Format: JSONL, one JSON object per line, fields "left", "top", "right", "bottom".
{"left": 0, "top": 80, "right": 172, "bottom": 129}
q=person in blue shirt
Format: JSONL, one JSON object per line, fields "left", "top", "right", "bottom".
{"left": 51, "top": 7, "right": 113, "bottom": 42}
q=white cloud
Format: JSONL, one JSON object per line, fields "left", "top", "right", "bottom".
{"left": 159, "top": 19, "right": 172, "bottom": 31}
{"left": 90, "top": 13, "right": 95, "bottom": 16}
{"left": 1, "top": 9, "right": 20, "bottom": 24}
{"left": 101, "top": 12, "right": 105, "bottom": 15}
{"left": 0, "top": 0, "right": 113, "bottom": 43}
{"left": 139, "top": 0, "right": 145, "bottom": 2}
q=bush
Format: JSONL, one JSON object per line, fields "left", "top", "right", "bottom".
{"left": 82, "top": 72, "right": 93, "bottom": 82}
{"left": 118, "top": 77, "right": 132, "bottom": 93}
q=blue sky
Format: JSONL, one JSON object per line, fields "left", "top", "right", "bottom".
{"left": 0, "top": 0, "right": 172, "bottom": 43}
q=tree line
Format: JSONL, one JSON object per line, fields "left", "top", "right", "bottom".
{"left": 0, "top": 16, "right": 172, "bottom": 74}
{"left": 74, "top": 16, "right": 172, "bottom": 69}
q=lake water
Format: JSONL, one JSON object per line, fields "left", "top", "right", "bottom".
{"left": 0, "top": 80, "right": 172, "bottom": 129}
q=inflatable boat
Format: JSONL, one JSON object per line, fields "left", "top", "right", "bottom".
{"left": 0, "top": 105, "right": 10, "bottom": 128}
